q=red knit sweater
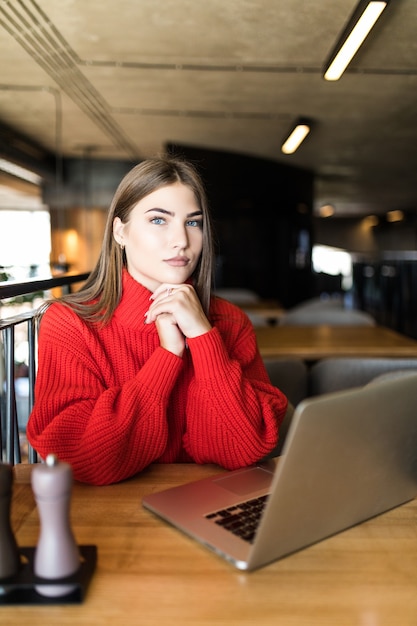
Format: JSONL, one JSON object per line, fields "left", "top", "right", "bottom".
{"left": 27, "top": 271, "right": 287, "bottom": 485}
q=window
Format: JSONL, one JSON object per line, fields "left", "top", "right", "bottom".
{"left": 312, "top": 245, "right": 352, "bottom": 291}
{"left": 0, "top": 210, "right": 51, "bottom": 281}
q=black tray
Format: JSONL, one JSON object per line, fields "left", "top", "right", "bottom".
{"left": 0, "top": 545, "right": 97, "bottom": 605}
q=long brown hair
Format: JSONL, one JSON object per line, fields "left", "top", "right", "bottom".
{"left": 56, "top": 156, "right": 215, "bottom": 324}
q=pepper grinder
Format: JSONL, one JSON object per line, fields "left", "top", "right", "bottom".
{"left": 31, "top": 454, "right": 80, "bottom": 597}
{"left": 0, "top": 463, "right": 20, "bottom": 580}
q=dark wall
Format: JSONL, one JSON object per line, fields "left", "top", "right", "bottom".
{"left": 0, "top": 116, "right": 315, "bottom": 308}
{"left": 352, "top": 256, "right": 417, "bottom": 339}
{"left": 168, "top": 143, "right": 315, "bottom": 307}
{"left": 43, "top": 157, "right": 135, "bottom": 209}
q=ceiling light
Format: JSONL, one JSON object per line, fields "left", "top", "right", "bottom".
{"left": 281, "top": 118, "right": 312, "bottom": 155}
{"left": 0, "top": 158, "right": 42, "bottom": 185}
{"left": 323, "top": 1, "right": 389, "bottom": 81}
{"left": 386, "top": 210, "right": 404, "bottom": 222}
{"left": 363, "top": 215, "right": 379, "bottom": 227}
{"left": 319, "top": 204, "right": 335, "bottom": 218}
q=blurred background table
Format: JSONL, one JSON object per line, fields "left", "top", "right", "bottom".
{"left": 255, "top": 324, "right": 417, "bottom": 360}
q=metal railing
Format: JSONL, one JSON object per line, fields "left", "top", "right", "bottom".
{"left": 0, "top": 271, "right": 89, "bottom": 464}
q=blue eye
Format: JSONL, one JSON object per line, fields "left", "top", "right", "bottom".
{"left": 151, "top": 217, "right": 165, "bottom": 225}
{"left": 187, "top": 219, "right": 203, "bottom": 228}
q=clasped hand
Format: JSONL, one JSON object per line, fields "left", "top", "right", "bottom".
{"left": 145, "top": 284, "right": 212, "bottom": 356}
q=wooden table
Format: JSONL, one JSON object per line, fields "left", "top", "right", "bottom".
{"left": 242, "top": 304, "right": 285, "bottom": 325}
{"left": 255, "top": 324, "right": 417, "bottom": 360}
{"left": 6, "top": 463, "right": 417, "bottom": 625}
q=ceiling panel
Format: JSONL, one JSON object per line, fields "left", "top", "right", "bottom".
{"left": 0, "top": 0, "right": 416, "bottom": 216}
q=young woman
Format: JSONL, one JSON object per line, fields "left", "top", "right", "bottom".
{"left": 27, "top": 156, "right": 288, "bottom": 485}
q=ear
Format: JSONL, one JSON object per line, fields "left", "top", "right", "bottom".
{"left": 113, "top": 217, "right": 124, "bottom": 246}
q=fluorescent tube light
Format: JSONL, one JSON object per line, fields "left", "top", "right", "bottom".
{"left": 323, "top": 1, "right": 389, "bottom": 81}
{"left": 281, "top": 119, "right": 312, "bottom": 155}
{"left": 363, "top": 215, "right": 379, "bottom": 228}
{"left": 0, "top": 158, "right": 42, "bottom": 185}
{"left": 319, "top": 204, "right": 335, "bottom": 218}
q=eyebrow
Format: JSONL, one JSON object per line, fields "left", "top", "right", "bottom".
{"left": 145, "top": 208, "right": 203, "bottom": 218}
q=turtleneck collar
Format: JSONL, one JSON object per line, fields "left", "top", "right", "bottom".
{"left": 113, "top": 269, "right": 154, "bottom": 329}
{"left": 113, "top": 268, "right": 198, "bottom": 329}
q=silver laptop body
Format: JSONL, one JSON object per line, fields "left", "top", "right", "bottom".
{"left": 143, "top": 373, "right": 417, "bottom": 571}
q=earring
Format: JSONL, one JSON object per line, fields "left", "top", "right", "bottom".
{"left": 119, "top": 242, "right": 124, "bottom": 251}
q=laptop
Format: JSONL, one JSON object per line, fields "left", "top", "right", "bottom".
{"left": 142, "top": 372, "right": 417, "bottom": 571}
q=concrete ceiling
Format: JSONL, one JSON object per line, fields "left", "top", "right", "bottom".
{"left": 0, "top": 0, "right": 416, "bottom": 217}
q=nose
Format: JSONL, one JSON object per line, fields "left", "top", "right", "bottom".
{"left": 171, "top": 222, "right": 188, "bottom": 250}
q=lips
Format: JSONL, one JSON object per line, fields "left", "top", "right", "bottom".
{"left": 164, "top": 256, "right": 190, "bottom": 267}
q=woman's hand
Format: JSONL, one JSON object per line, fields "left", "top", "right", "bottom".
{"left": 145, "top": 284, "right": 212, "bottom": 356}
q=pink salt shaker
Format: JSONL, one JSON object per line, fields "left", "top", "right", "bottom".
{"left": 31, "top": 454, "right": 80, "bottom": 597}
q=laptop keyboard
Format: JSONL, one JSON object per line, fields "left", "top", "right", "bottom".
{"left": 205, "top": 494, "right": 269, "bottom": 544}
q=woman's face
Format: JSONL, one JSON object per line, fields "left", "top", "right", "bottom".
{"left": 113, "top": 182, "right": 204, "bottom": 292}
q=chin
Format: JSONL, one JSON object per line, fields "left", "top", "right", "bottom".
{"left": 167, "top": 272, "right": 193, "bottom": 284}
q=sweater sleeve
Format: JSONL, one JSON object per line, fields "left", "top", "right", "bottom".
{"left": 26, "top": 305, "right": 183, "bottom": 485}
{"left": 184, "top": 320, "right": 288, "bottom": 470}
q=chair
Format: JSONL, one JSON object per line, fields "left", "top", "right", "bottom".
{"left": 213, "top": 288, "right": 260, "bottom": 305}
{"left": 260, "top": 358, "right": 309, "bottom": 458}
{"left": 367, "top": 370, "right": 417, "bottom": 387}
{"left": 245, "top": 311, "right": 270, "bottom": 327}
{"left": 263, "top": 357, "right": 309, "bottom": 406}
{"left": 286, "top": 295, "right": 344, "bottom": 312}
{"left": 309, "top": 357, "right": 417, "bottom": 396}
